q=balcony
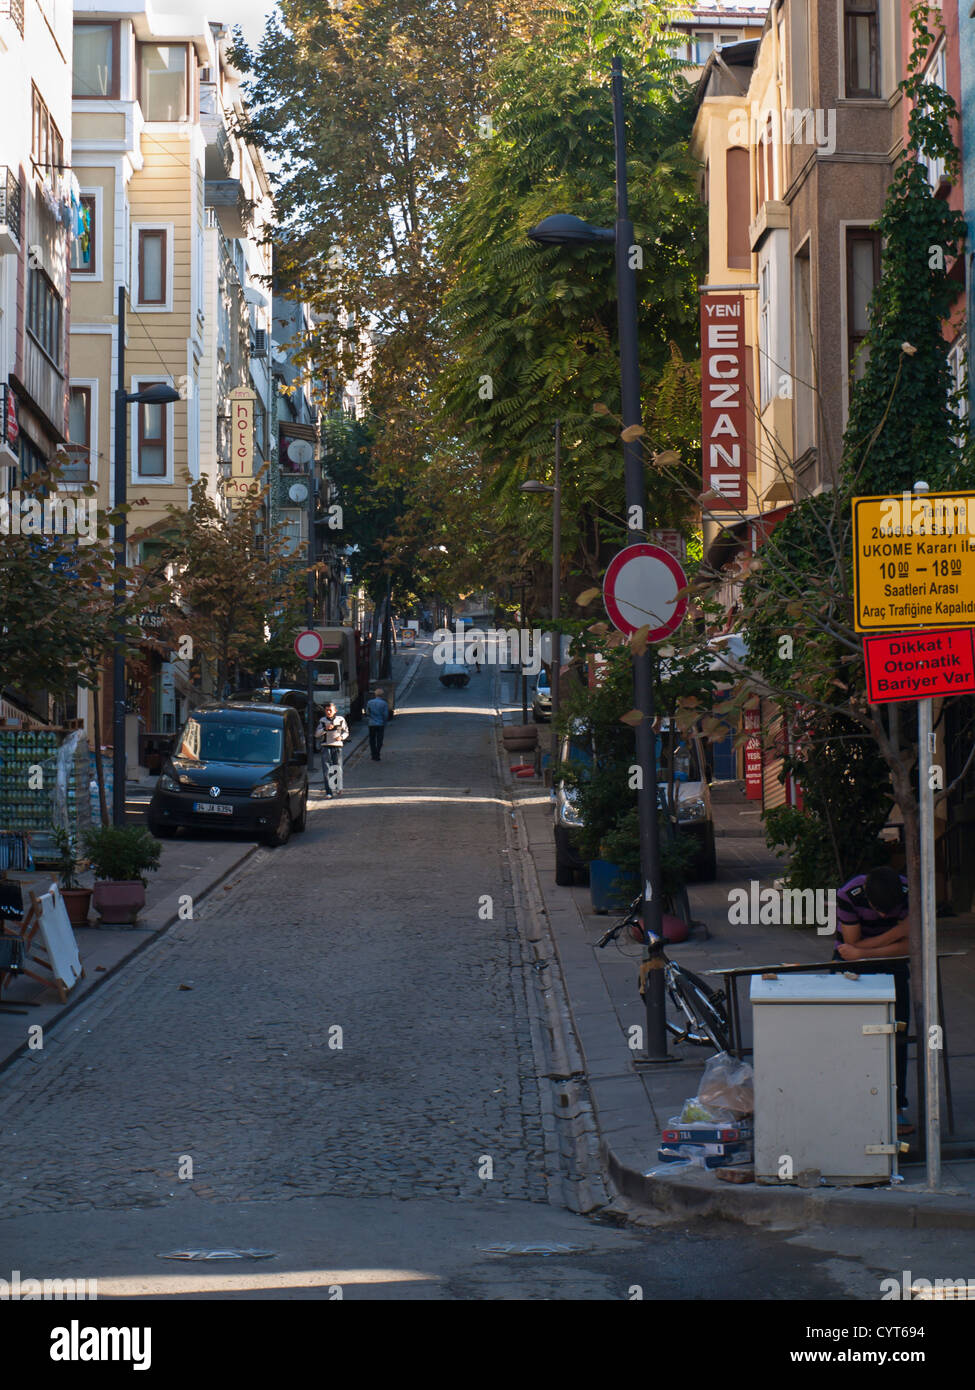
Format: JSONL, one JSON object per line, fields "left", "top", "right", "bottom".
{"left": 200, "top": 82, "right": 233, "bottom": 180}
{"left": 205, "top": 179, "right": 252, "bottom": 239}
{"left": 0, "top": 167, "right": 22, "bottom": 254}
{"left": 0, "top": 0, "right": 24, "bottom": 39}
{"left": 1, "top": 384, "right": 18, "bottom": 469}
{"left": 21, "top": 337, "right": 65, "bottom": 435}
{"left": 59, "top": 445, "right": 91, "bottom": 486}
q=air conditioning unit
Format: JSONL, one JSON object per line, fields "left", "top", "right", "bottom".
{"left": 252, "top": 328, "right": 268, "bottom": 358}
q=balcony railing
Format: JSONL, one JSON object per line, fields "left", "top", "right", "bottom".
{"left": 0, "top": 1, "right": 25, "bottom": 39}
{"left": 0, "top": 167, "right": 23, "bottom": 252}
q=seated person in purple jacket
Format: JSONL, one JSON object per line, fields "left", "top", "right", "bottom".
{"left": 833, "top": 866, "right": 911, "bottom": 1127}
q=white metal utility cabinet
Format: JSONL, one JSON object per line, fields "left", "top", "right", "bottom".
{"left": 750, "top": 973, "right": 899, "bottom": 1187}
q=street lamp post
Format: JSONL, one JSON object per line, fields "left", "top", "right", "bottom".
{"left": 520, "top": 418, "right": 562, "bottom": 729}
{"left": 528, "top": 56, "right": 670, "bottom": 1060}
{"left": 112, "top": 287, "right": 181, "bottom": 827}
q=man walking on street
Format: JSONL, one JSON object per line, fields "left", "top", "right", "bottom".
{"left": 366, "top": 687, "right": 390, "bottom": 761}
{"left": 316, "top": 701, "right": 349, "bottom": 797}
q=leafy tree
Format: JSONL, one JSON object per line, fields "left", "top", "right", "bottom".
{"left": 434, "top": 1, "right": 705, "bottom": 602}
{"left": 0, "top": 457, "right": 159, "bottom": 705}
{"left": 231, "top": 0, "right": 545, "bottom": 601}
{"left": 160, "top": 477, "right": 304, "bottom": 694}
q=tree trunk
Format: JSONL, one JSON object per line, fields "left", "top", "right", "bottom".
{"left": 91, "top": 670, "right": 109, "bottom": 827}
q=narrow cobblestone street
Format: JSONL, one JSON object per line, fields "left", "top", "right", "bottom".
{"left": 0, "top": 648, "right": 961, "bottom": 1300}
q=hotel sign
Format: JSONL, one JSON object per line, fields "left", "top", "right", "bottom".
{"left": 701, "top": 293, "right": 747, "bottom": 510}
{"left": 229, "top": 387, "right": 256, "bottom": 479}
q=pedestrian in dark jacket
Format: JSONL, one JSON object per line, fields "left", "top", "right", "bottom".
{"left": 366, "top": 688, "right": 390, "bottom": 760}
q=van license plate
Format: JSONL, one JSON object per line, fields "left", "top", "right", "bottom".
{"left": 193, "top": 802, "right": 233, "bottom": 815}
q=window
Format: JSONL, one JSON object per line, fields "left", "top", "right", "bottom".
{"left": 726, "top": 147, "right": 750, "bottom": 269}
{"left": 947, "top": 336, "right": 967, "bottom": 444}
{"left": 67, "top": 385, "right": 93, "bottom": 482}
{"left": 794, "top": 245, "right": 814, "bottom": 456}
{"left": 137, "top": 229, "right": 167, "bottom": 305}
{"left": 694, "top": 31, "right": 715, "bottom": 64}
{"left": 71, "top": 196, "right": 96, "bottom": 275}
{"left": 31, "top": 86, "right": 64, "bottom": 183}
{"left": 26, "top": 268, "right": 62, "bottom": 365}
{"left": 847, "top": 229, "right": 881, "bottom": 381}
{"left": 73, "top": 21, "right": 120, "bottom": 99}
{"left": 919, "top": 44, "right": 948, "bottom": 191}
{"left": 137, "top": 383, "right": 168, "bottom": 478}
{"left": 759, "top": 260, "right": 772, "bottom": 405}
{"left": 68, "top": 387, "right": 91, "bottom": 452}
{"left": 138, "top": 43, "right": 190, "bottom": 121}
{"left": 845, "top": 0, "right": 879, "bottom": 97}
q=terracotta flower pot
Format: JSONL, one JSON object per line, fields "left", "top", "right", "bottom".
{"left": 60, "top": 887, "right": 93, "bottom": 929}
{"left": 92, "top": 880, "right": 146, "bottom": 925}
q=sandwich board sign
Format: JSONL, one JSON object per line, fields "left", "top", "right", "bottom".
{"left": 28, "top": 885, "right": 83, "bottom": 1002}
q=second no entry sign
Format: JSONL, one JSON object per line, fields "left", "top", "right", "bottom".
{"left": 603, "top": 543, "right": 688, "bottom": 641}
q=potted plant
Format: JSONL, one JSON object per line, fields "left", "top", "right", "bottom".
{"left": 51, "top": 825, "right": 93, "bottom": 929}
{"left": 82, "top": 825, "right": 162, "bottom": 925}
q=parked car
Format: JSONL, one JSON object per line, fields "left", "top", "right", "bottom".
{"left": 147, "top": 704, "right": 308, "bottom": 847}
{"left": 553, "top": 720, "right": 716, "bottom": 887}
{"left": 532, "top": 674, "right": 552, "bottom": 722}
{"left": 439, "top": 662, "right": 470, "bottom": 688}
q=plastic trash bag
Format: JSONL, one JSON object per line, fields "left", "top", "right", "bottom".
{"left": 673, "top": 1099, "right": 736, "bottom": 1125}
{"left": 697, "top": 1051, "right": 754, "bottom": 1117}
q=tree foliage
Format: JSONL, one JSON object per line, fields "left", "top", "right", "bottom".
{"left": 0, "top": 458, "right": 157, "bottom": 702}
{"left": 435, "top": 0, "right": 705, "bottom": 599}
{"left": 160, "top": 478, "right": 304, "bottom": 693}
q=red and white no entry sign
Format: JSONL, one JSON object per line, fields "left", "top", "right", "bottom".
{"left": 603, "top": 543, "right": 688, "bottom": 641}
{"left": 294, "top": 630, "right": 323, "bottom": 661}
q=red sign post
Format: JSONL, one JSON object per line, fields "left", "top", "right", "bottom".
{"left": 863, "top": 628, "right": 975, "bottom": 704}
{"left": 701, "top": 293, "right": 748, "bottom": 510}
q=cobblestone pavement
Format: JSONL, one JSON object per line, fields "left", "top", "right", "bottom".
{"left": 1, "top": 647, "right": 945, "bottom": 1304}
{"left": 0, "top": 651, "right": 553, "bottom": 1215}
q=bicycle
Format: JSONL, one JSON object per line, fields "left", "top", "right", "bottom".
{"left": 595, "top": 894, "right": 731, "bottom": 1052}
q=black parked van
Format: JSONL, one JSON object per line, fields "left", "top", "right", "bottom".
{"left": 147, "top": 704, "right": 308, "bottom": 847}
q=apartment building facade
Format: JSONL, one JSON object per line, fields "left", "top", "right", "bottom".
{"left": 68, "top": 3, "right": 278, "bottom": 743}
{"left": 1, "top": 0, "right": 75, "bottom": 489}
{"left": 692, "top": 1, "right": 974, "bottom": 899}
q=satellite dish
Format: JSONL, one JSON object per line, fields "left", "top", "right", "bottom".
{"left": 288, "top": 483, "right": 308, "bottom": 503}
{"left": 287, "top": 439, "right": 314, "bottom": 465}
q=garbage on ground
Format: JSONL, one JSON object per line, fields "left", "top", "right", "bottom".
{"left": 674, "top": 1098, "right": 737, "bottom": 1125}
{"left": 655, "top": 1141, "right": 753, "bottom": 1169}
{"left": 156, "top": 1249, "right": 276, "bottom": 1261}
{"left": 697, "top": 1051, "right": 754, "bottom": 1118}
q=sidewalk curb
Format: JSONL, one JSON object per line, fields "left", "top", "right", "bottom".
{"left": 509, "top": 789, "right": 975, "bottom": 1233}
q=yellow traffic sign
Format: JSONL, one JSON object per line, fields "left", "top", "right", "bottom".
{"left": 852, "top": 492, "right": 975, "bottom": 632}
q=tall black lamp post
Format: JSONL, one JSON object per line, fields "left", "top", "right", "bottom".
{"left": 527, "top": 57, "right": 669, "bottom": 1060}
{"left": 113, "top": 287, "right": 181, "bottom": 826}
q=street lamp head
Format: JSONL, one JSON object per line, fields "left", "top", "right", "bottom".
{"left": 527, "top": 214, "right": 614, "bottom": 247}
{"left": 126, "top": 383, "right": 182, "bottom": 406}
{"left": 520, "top": 479, "right": 554, "bottom": 494}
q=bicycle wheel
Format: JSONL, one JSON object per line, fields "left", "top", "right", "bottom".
{"left": 671, "top": 968, "right": 731, "bottom": 1052}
